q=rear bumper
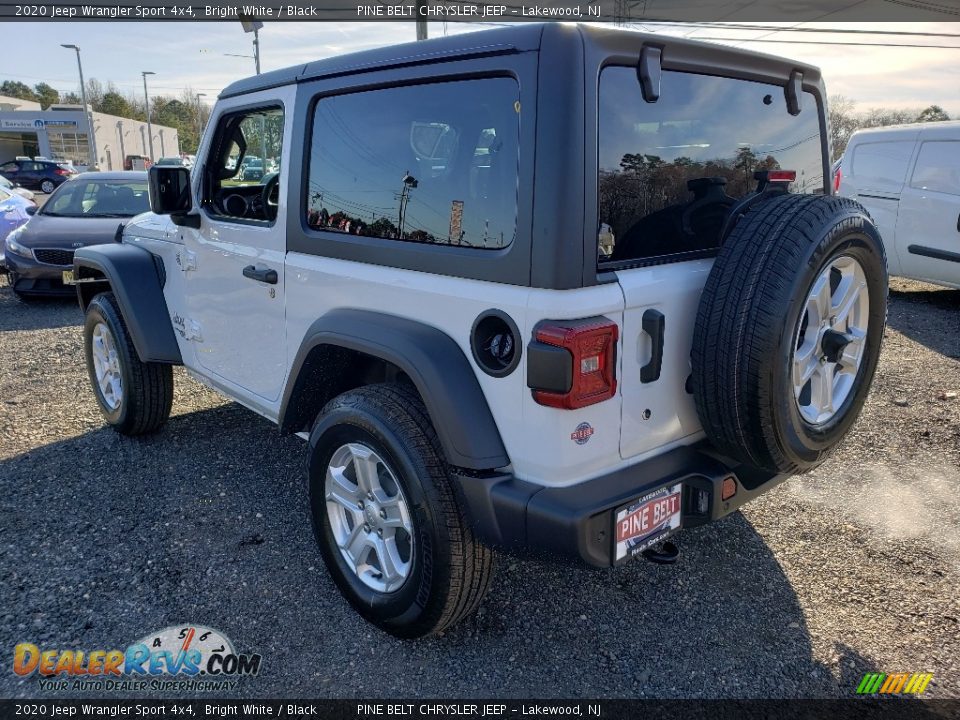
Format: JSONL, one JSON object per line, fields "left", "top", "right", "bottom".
{"left": 453, "top": 444, "right": 787, "bottom": 567}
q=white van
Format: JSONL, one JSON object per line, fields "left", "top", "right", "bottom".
{"left": 838, "top": 121, "right": 960, "bottom": 289}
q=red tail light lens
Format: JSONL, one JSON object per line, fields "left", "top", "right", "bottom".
{"left": 833, "top": 166, "right": 842, "bottom": 193}
{"left": 530, "top": 318, "right": 618, "bottom": 409}
{"left": 54, "top": 168, "right": 69, "bottom": 176}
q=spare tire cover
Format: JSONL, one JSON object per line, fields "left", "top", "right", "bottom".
{"left": 692, "top": 194, "right": 887, "bottom": 474}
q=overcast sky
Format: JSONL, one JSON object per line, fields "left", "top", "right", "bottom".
{"left": 4, "top": 21, "right": 959, "bottom": 117}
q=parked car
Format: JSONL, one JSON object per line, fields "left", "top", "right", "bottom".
{"left": 0, "top": 186, "right": 36, "bottom": 271}
{"left": 74, "top": 24, "right": 885, "bottom": 638}
{"left": 156, "top": 157, "right": 187, "bottom": 167}
{"left": 237, "top": 156, "right": 264, "bottom": 182}
{"left": 5, "top": 171, "right": 148, "bottom": 298}
{"left": 0, "top": 174, "right": 35, "bottom": 202}
{"left": 0, "top": 159, "right": 77, "bottom": 194}
{"left": 838, "top": 121, "right": 960, "bottom": 289}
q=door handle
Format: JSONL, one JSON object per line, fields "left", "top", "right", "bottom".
{"left": 242, "top": 265, "right": 278, "bottom": 284}
{"left": 640, "top": 309, "right": 665, "bottom": 383}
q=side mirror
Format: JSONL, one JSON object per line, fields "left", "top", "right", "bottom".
{"left": 148, "top": 165, "right": 193, "bottom": 216}
{"left": 26, "top": 205, "right": 37, "bottom": 215}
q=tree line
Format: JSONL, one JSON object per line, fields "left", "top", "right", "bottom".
{"left": 1, "top": 79, "right": 211, "bottom": 155}
{"left": 829, "top": 96, "right": 951, "bottom": 160}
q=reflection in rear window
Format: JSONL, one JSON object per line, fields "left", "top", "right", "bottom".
{"left": 598, "top": 67, "right": 824, "bottom": 264}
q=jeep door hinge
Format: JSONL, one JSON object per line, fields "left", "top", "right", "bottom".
{"left": 177, "top": 248, "right": 197, "bottom": 272}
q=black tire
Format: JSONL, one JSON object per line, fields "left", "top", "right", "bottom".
{"left": 40, "top": 179, "right": 55, "bottom": 194}
{"left": 308, "top": 383, "right": 494, "bottom": 638}
{"left": 692, "top": 194, "right": 887, "bottom": 474}
{"left": 83, "top": 292, "right": 173, "bottom": 435}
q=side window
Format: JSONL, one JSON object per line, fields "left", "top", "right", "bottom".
{"left": 850, "top": 141, "right": 914, "bottom": 193}
{"left": 204, "top": 105, "right": 284, "bottom": 222}
{"left": 0, "top": 162, "right": 18, "bottom": 173}
{"left": 597, "top": 67, "right": 824, "bottom": 265}
{"left": 909, "top": 141, "right": 960, "bottom": 197}
{"left": 306, "top": 77, "right": 519, "bottom": 249}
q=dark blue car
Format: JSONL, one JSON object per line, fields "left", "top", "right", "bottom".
{"left": 4, "top": 171, "right": 149, "bottom": 298}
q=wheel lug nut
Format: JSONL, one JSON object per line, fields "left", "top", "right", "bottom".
{"left": 367, "top": 492, "right": 374, "bottom": 501}
{"left": 379, "top": 509, "right": 387, "bottom": 519}
{"left": 819, "top": 356, "right": 827, "bottom": 364}
{"left": 358, "top": 501, "right": 364, "bottom": 509}
{"left": 377, "top": 528, "right": 383, "bottom": 537}
{"left": 363, "top": 524, "right": 371, "bottom": 533}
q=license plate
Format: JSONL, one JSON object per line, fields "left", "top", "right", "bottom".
{"left": 62, "top": 270, "right": 74, "bottom": 285}
{"left": 613, "top": 483, "right": 683, "bottom": 563}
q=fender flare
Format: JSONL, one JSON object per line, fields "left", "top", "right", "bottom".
{"left": 73, "top": 243, "right": 182, "bottom": 364}
{"left": 280, "top": 309, "right": 509, "bottom": 471}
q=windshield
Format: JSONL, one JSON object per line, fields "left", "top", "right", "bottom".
{"left": 41, "top": 179, "right": 150, "bottom": 218}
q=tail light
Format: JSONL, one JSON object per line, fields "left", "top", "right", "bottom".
{"left": 528, "top": 317, "right": 618, "bottom": 409}
{"left": 54, "top": 168, "right": 70, "bottom": 176}
{"left": 833, "top": 165, "right": 842, "bottom": 193}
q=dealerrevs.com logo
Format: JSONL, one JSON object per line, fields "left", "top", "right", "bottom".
{"left": 13, "top": 625, "right": 261, "bottom": 693}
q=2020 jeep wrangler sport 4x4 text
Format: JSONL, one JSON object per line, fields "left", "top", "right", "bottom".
{"left": 73, "top": 24, "right": 887, "bottom": 638}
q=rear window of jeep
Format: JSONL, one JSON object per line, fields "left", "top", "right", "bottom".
{"left": 598, "top": 67, "right": 824, "bottom": 265}
{"left": 306, "top": 77, "right": 520, "bottom": 250}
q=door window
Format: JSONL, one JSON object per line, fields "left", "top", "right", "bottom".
{"left": 850, "top": 141, "right": 914, "bottom": 194}
{"left": 909, "top": 141, "right": 960, "bottom": 197}
{"left": 203, "top": 105, "right": 284, "bottom": 223}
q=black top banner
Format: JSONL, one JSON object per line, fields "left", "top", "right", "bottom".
{"left": 2, "top": 0, "right": 960, "bottom": 22}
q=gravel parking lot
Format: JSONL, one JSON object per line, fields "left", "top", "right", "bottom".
{"left": 1, "top": 277, "right": 958, "bottom": 699}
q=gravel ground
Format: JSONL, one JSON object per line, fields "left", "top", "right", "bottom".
{"left": 0, "top": 277, "right": 958, "bottom": 700}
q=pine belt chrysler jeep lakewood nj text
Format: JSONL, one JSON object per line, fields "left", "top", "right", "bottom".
{"left": 72, "top": 24, "right": 888, "bottom": 638}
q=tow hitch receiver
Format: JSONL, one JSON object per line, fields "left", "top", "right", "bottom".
{"left": 642, "top": 541, "right": 680, "bottom": 564}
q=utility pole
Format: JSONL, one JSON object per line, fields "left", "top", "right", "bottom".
{"left": 61, "top": 45, "right": 98, "bottom": 169}
{"left": 415, "top": 0, "right": 427, "bottom": 40}
{"left": 398, "top": 172, "right": 418, "bottom": 237}
{"left": 195, "top": 93, "right": 207, "bottom": 139}
{"left": 240, "top": 20, "right": 264, "bottom": 73}
{"left": 141, "top": 71, "right": 156, "bottom": 161}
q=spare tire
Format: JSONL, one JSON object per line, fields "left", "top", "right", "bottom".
{"left": 692, "top": 194, "right": 887, "bottom": 474}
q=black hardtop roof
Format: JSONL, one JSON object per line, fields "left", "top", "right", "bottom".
{"left": 218, "top": 23, "right": 820, "bottom": 100}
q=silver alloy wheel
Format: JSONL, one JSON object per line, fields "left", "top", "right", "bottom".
{"left": 40, "top": 180, "right": 55, "bottom": 194}
{"left": 91, "top": 322, "right": 123, "bottom": 411}
{"left": 324, "top": 443, "right": 414, "bottom": 593}
{"left": 792, "top": 255, "right": 870, "bottom": 425}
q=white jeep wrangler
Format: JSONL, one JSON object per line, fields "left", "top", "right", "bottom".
{"left": 73, "top": 24, "right": 887, "bottom": 638}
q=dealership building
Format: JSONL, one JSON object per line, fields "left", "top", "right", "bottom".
{"left": 0, "top": 94, "right": 179, "bottom": 171}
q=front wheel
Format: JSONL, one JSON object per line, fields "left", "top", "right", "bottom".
{"left": 308, "top": 383, "right": 494, "bottom": 638}
{"left": 83, "top": 292, "right": 173, "bottom": 435}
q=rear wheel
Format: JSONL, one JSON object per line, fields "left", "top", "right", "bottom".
{"left": 83, "top": 292, "right": 173, "bottom": 435}
{"left": 40, "top": 179, "right": 55, "bottom": 194}
{"left": 308, "top": 383, "right": 494, "bottom": 638}
{"left": 692, "top": 194, "right": 887, "bottom": 474}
